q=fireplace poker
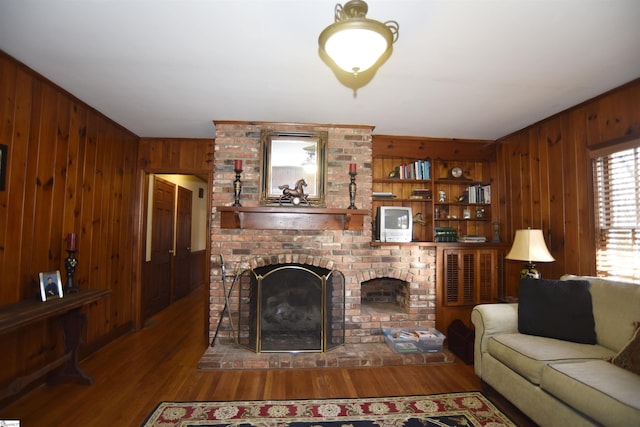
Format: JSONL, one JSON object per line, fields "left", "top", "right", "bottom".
{"left": 211, "top": 254, "right": 238, "bottom": 346}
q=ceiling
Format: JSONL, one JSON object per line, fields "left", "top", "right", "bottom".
{"left": 1, "top": 1, "right": 640, "bottom": 141}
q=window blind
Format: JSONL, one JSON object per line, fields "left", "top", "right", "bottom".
{"left": 593, "top": 146, "right": 640, "bottom": 283}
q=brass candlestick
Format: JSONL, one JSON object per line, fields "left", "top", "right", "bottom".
{"left": 233, "top": 167, "right": 242, "bottom": 207}
{"left": 348, "top": 171, "right": 357, "bottom": 209}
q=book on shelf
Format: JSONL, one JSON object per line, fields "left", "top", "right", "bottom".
{"left": 394, "top": 159, "right": 431, "bottom": 180}
{"left": 458, "top": 235, "right": 487, "bottom": 243}
{"left": 373, "top": 191, "right": 395, "bottom": 198}
{"left": 466, "top": 184, "right": 491, "bottom": 204}
{"left": 410, "top": 188, "right": 432, "bottom": 200}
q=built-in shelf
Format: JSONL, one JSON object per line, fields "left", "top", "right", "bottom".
{"left": 217, "top": 206, "right": 368, "bottom": 231}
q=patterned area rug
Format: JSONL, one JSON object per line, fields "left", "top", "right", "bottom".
{"left": 142, "top": 392, "right": 516, "bottom": 427}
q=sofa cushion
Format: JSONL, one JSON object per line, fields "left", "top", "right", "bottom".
{"left": 561, "top": 275, "right": 640, "bottom": 351}
{"left": 487, "top": 333, "right": 614, "bottom": 385}
{"left": 541, "top": 360, "right": 640, "bottom": 426}
{"left": 518, "top": 277, "right": 596, "bottom": 344}
{"left": 611, "top": 322, "right": 640, "bottom": 375}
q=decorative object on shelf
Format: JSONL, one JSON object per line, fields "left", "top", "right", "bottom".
{"left": 278, "top": 178, "right": 309, "bottom": 206}
{"left": 505, "top": 228, "right": 555, "bottom": 279}
{"left": 475, "top": 208, "right": 485, "bottom": 218}
{"left": 318, "top": 0, "right": 399, "bottom": 95}
{"left": 450, "top": 166, "right": 464, "bottom": 179}
{"left": 413, "top": 212, "right": 426, "bottom": 225}
{"left": 457, "top": 190, "right": 469, "bottom": 203}
{"left": 64, "top": 233, "right": 79, "bottom": 293}
{"left": 492, "top": 221, "right": 501, "bottom": 242}
{"left": 233, "top": 160, "right": 243, "bottom": 207}
{"left": 348, "top": 163, "right": 357, "bottom": 209}
{"left": 438, "top": 190, "right": 446, "bottom": 202}
{"left": 39, "top": 270, "right": 63, "bottom": 301}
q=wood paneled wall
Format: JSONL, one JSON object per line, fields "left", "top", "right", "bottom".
{"left": 496, "top": 79, "right": 640, "bottom": 294}
{"left": 0, "top": 51, "right": 139, "bottom": 398}
{"left": 138, "top": 137, "right": 215, "bottom": 173}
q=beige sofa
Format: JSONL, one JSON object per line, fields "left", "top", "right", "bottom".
{"left": 471, "top": 275, "right": 640, "bottom": 426}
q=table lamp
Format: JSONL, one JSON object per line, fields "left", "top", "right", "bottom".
{"left": 505, "top": 228, "right": 555, "bottom": 279}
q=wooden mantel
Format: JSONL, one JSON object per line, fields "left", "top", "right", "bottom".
{"left": 217, "top": 206, "right": 368, "bottom": 231}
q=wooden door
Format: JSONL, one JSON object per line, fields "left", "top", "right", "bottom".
{"left": 173, "top": 186, "right": 192, "bottom": 301}
{"left": 145, "top": 177, "right": 175, "bottom": 318}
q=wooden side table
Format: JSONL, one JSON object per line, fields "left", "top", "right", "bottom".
{"left": 0, "top": 289, "right": 110, "bottom": 400}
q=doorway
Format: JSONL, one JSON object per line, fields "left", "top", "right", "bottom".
{"left": 142, "top": 174, "right": 208, "bottom": 320}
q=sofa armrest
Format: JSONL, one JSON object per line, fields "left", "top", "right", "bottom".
{"left": 471, "top": 303, "right": 519, "bottom": 377}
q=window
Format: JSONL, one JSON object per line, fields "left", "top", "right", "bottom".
{"left": 593, "top": 145, "right": 640, "bottom": 283}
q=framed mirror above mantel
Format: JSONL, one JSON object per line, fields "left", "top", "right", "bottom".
{"left": 260, "top": 130, "right": 328, "bottom": 206}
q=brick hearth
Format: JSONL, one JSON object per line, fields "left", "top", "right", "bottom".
{"left": 209, "top": 121, "right": 437, "bottom": 349}
{"left": 198, "top": 342, "right": 454, "bottom": 370}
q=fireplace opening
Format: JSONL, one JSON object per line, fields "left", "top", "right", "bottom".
{"left": 236, "top": 263, "right": 345, "bottom": 353}
{"left": 361, "top": 278, "right": 409, "bottom": 314}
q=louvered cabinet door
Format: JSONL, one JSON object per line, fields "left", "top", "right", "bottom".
{"left": 443, "top": 249, "right": 499, "bottom": 306}
{"left": 444, "top": 250, "right": 472, "bottom": 306}
{"left": 476, "top": 249, "right": 499, "bottom": 303}
{"left": 437, "top": 246, "right": 504, "bottom": 332}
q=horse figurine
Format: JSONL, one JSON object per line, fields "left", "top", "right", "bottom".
{"left": 278, "top": 178, "right": 309, "bottom": 205}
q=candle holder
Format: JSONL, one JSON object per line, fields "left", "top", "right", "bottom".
{"left": 233, "top": 167, "right": 243, "bottom": 207}
{"left": 64, "top": 250, "right": 79, "bottom": 293}
{"left": 348, "top": 171, "right": 357, "bottom": 209}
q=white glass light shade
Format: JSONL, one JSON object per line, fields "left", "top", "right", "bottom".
{"left": 321, "top": 24, "right": 391, "bottom": 75}
{"left": 505, "top": 229, "right": 555, "bottom": 263}
{"left": 318, "top": 1, "right": 398, "bottom": 78}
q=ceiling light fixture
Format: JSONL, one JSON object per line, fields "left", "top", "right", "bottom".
{"left": 318, "top": 0, "right": 398, "bottom": 93}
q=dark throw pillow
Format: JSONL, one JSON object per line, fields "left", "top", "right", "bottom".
{"left": 518, "top": 277, "right": 597, "bottom": 344}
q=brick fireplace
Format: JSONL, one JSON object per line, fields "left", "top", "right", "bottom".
{"left": 209, "top": 121, "right": 437, "bottom": 350}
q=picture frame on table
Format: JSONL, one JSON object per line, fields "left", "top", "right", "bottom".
{"left": 39, "top": 270, "right": 63, "bottom": 301}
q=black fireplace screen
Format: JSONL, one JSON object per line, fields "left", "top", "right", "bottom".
{"left": 237, "top": 263, "right": 345, "bottom": 352}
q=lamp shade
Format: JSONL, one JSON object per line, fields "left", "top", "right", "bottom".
{"left": 319, "top": 1, "right": 399, "bottom": 77}
{"left": 505, "top": 229, "right": 555, "bottom": 263}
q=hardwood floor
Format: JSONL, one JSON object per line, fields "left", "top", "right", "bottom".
{"left": 0, "top": 286, "right": 535, "bottom": 426}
